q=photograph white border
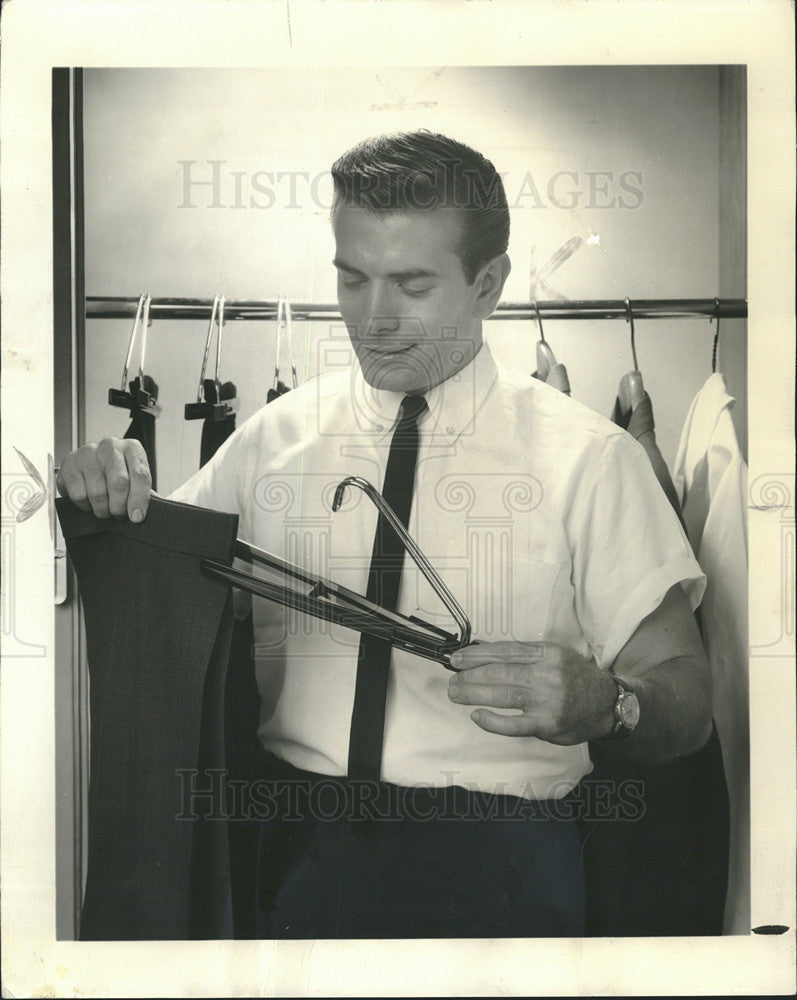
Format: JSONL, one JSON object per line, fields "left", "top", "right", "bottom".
{"left": 1, "top": 0, "right": 795, "bottom": 996}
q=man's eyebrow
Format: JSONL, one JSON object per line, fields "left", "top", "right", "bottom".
{"left": 332, "top": 258, "right": 365, "bottom": 277}
{"left": 332, "top": 259, "right": 441, "bottom": 281}
{"left": 388, "top": 267, "right": 441, "bottom": 281}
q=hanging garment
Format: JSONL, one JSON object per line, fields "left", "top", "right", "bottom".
{"left": 611, "top": 390, "right": 684, "bottom": 529}
{"left": 57, "top": 495, "right": 241, "bottom": 940}
{"left": 672, "top": 372, "right": 749, "bottom": 935}
{"left": 578, "top": 384, "right": 731, "bottom": 937}
{"left": 532, "top": 362, "right": 571, "bottom": 395}
{"left": 123, "top": 374, "right": 158, "bottom": 491}
{"left": 266, "top": 380, "right": 291, "bottom": 404}
{"left": 581, "top": 726, "right": 729, "bottom": 936}
{"left": 193, "top": 374, "right": 262, "bottom": 937}
{"left": 200, "top": 379, "right": 238, "bottom": 468}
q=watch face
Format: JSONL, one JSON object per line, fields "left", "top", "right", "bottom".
{"left": 619, "top": 692, "right": 640, "bottom": 729}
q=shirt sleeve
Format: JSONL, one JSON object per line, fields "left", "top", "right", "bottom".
{"left": 567, "top": 430, "right": 706, "bottom": 669}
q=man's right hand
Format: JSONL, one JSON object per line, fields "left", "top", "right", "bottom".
{"left": 55, "top": 438, "right": 153, "bottom": 522}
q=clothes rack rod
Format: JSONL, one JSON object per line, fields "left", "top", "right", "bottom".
{"left": 85, "top": 297, "right": 748, "bottom": 323}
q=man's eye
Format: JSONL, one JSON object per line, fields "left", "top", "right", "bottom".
{"left": 401, "top": 286, "right": 432, "bottom": 299}
{"left": 340, "top": 278, "right": 366, "bottom": 290}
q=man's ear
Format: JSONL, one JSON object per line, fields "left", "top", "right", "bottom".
{"left": 472, "top": 254, "right": 511, "bottom": 320}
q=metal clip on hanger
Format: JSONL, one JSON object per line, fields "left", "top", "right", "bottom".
{"left": 201, "top": 476, "right": 472, "bottom": 668}
{"left": 185, "top": 294, "right": 239, "bottom": 421}
{"left": 108, "top": 293, "right": 161, "bottom": 415}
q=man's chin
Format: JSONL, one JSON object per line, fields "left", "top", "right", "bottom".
{"left": 357, "top": 350, "right": 443, "bottom": 394}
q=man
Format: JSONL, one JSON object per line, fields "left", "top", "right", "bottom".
{"left": 57, "top": 130, "right": 711, "bottom": 937}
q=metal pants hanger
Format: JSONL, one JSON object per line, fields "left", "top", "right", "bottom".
{"left": 200, "top": 476, "right": 472, "bottom": 668}
{"left": 184, "top": 294, "right": 239, "bottom": 421}
{"left": 108, "top": 292, "right": 161, "bottom": 415}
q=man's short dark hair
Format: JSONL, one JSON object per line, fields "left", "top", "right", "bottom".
{"left": 330, "top": 130, "right": 510, "bottom": 285}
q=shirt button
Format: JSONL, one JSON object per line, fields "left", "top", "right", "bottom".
{"left": 446, "top": 425, "right": 455, "bottom": 436}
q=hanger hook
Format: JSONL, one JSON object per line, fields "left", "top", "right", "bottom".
{"left": 120, "top": 294, "right": 146, "bottom": 390}
{"left": 273, "top": 296, "right": 285, "bottom": 390}
{"left": 625, "top": 297, "right": 638, "bottom": 370}
{"left": 215, "top": 294, "right": 226, "bottom": 389}
{"left": 533, "top": 300, "right": 546, "bottom": 343}
{"left": 137, "top": 294, "right": 152, "bottom": 383}
{"left": 712, "top": 297, "right": 720, "bottom": 373}
{"left": 196, "top": 294, "right": 220, "bottom": 403}
{"left": 331, "top": 475, "right": 471, "bottom": 648}
{"left": 284, "top": 298, "right": 299, "bottom": 389}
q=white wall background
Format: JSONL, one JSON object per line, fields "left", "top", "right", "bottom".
{"left": 82, "top": 66, "right": 738, "bottom": 496}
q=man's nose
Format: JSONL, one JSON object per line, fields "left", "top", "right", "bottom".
{"left": 365, "top": 284, "right": 401, "bottom": 336}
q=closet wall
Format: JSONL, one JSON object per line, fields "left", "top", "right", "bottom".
{"left": 82, "top": 66, "right": 743, "bottom": 498}
{"left": 58, "top": 64, "right": 746, "bottom": 940}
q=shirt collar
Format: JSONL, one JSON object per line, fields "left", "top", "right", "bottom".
{"left": 352, "top": 340, "right": 499, "bottom": 445}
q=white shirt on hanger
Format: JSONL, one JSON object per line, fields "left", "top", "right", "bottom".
{"left": 672, "top": 371, "right": 750, "bottom": 935}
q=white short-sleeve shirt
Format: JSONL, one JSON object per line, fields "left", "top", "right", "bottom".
{"left": 171, "top": 341, "right": 705, "bottom": 800}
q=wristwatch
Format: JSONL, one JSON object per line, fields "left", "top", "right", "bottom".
{"left": 604, "top": 675, "right": 640, "bottom": 739}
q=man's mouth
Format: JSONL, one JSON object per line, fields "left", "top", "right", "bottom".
{"left": 361, "top": 343, "right": 416, "bottom": 356}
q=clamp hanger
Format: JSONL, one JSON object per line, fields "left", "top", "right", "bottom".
{"left": 108, "top": 293, "right": 161, "bottom": 414}
{"left": 267, "top": 297, "right": 299, "bottom": 402}
{"left": 185, "top": 294, "right": 239, "bottom": 421}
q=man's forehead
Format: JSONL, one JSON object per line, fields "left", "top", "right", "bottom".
{"left": 332, "top": 203, "right": 464, "bottom": 258}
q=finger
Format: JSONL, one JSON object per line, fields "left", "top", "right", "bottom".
{"left": 122, "top": 441, "right": 153, "bottom": 522}
{"left": 449, "top": 641, "right": 545, "bottom": 670}
{"left": 79, "top": 461, "right": 111, "bottom": 518}
{"left": 55, "top": 465, "right": 91, "bottom": 512}
{"left": 448, "top": 680, "right": 530, "bottom": 711}
{"left": 468, "top": 708, "right": 539, "bottom": 737}
{"left": 452, "top": 659, "right": 544, "bottom": 688}
{"left": 97, "top": 439, "right": 132, "bottom": 518}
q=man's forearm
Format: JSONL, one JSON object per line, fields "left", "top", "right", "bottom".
{"left": 593, "top": 654, "right": 713, "bottom": 766}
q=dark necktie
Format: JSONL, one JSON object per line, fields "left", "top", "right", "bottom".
{"left": 347, "top": 394, "right": 428, "bottom": 781}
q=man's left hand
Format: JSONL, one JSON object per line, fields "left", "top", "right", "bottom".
{"left": 447, "top": 641, "right": 617, "bottom": 744}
